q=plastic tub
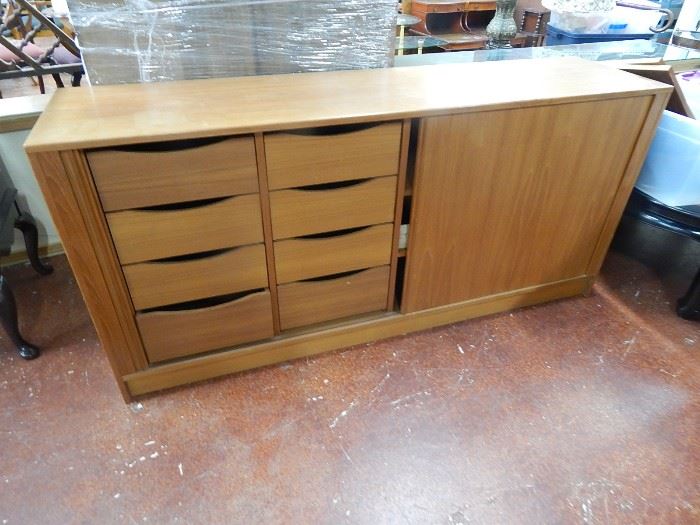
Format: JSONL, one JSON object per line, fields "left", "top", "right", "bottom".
{"left": 549, "top": 11, "right": 611, "bottom": 33}
{"left": 612, "top": 6, "right": 664, "bottom": 34}
{"left": 636, "top": 111, "right": 700, "bottom": 208}
{"left": 545, "top": 23, "right": 652, "bottom": 44}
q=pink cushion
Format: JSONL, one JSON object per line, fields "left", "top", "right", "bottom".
{"left": 0, "top": 40, "right": 44, "bottom": 62}
{"left": 52, "top": 45, "right": 81, "bottom": 65}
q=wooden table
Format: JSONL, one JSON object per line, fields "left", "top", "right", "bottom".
{"left": 408, "top": 0, "right": 528, "bottom": 50}
{"left": 410, "top": 0, "right": 497, "bottom": 33}
{"left": 409, "top": 29, "right": 528, "bottom": 50}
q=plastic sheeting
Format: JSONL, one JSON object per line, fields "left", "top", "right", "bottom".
{"left": 542, "top": 0, "right": 615, "bottom": 13}
{"left": 66, "top": 0, "right": 398, "bottom": 85}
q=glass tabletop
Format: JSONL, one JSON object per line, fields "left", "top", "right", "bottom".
{"left": 397, "top": 14, "right": 421, "bottom": 27}
{"left": 394, "top": 40, "right": 700, "bottom": 66}
{"left": 395, "top": 36, "right": 449, "bottom": 51}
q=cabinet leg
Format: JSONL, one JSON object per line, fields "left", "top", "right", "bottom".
{"left": 15, "top": 212, "right": 53, "bottom": 276}
{"left": 677, "top": 267, "right": 700, "bottom": 321}
{"left": 0, "top": 275, "right": 39, "bottom": 360}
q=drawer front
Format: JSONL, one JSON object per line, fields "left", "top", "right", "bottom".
{"left": 270, "top": 176, "right": 397, "bottom": 239}
{"left": 265, "top": 122, "right": 402, "bottom": 190}
{"left": 107, "top": 194, "right": 263, "bottom": 264}
{"left": 274, "top": 224, "right": 393, "bottom": 284}
{"left": 88, "top": 136, "right": 259, "bottom": 211}
{"left": 124, "top": 244, "right": 268, "bottom": 310}
{"left": 137, "top": 290, "right": 274, "bottom": 363}
{"left": 278, "top": 266, "right": 390, "bottom": 330}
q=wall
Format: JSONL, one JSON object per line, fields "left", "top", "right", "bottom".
{"left": 0, "top": 129, "right": 61, "bottom": 254}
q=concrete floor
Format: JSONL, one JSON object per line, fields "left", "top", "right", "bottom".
{"left": 1, "top": 218, "right": 699, "bottom": 524}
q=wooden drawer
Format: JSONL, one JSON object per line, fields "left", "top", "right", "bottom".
{"left": 278, "top": 266, "right": 390, "bottom": 330}
{"left": 270, "top": 176, "right": 397, "bottom": 240}
{"left": 265, "top": 122, "right": 402, "bottom": 190}
{"left": 274, "top": 224, "right": 393, "bottom": 284}
{"left": 124, "top": 244, "right": 268, "bottom": 310}
{"left": 137, "top": 290, "right": 274, "bottom": 363}
{"left": 88, "top": 136, "right": 259, "bottom": 211}
{"left": 107, "top": 194, "right": 263, "bottom": 264}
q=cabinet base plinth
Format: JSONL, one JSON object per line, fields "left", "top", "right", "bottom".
{"left": 124, "top": 274, "right": 590, "bottom": 396}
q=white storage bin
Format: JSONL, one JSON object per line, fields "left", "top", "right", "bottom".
{"left": 548, "top": 10, "right": 611, "bottom": 33}
{"left": 636, "top": 111, "right": 700, "bottom": 208}
{"left": 612, "top": 6, "right": 662, "bottom": 34}
{"left": 548, "top": 6, "right": 659, "bottom": 34}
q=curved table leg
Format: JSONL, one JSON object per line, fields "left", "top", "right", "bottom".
{"left": 0, "top": 275, "right": 39, "bottom": 360}
{"left": 15, "top": 212, "right": 53, "bottom": 276}
{"left": 677, "top": 267, "right": 700, "bottom": 321}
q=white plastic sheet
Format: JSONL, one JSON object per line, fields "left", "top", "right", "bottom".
{"left": 66, "top": 0, "right": 397, "bottom": 85}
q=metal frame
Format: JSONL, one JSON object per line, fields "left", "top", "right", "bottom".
{"left": 0, "top": 0, "right": 82, "bottom": 93}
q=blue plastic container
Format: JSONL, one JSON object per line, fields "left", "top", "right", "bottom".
{"left": 545, "top": 24, "right": 652, "bottom": 46}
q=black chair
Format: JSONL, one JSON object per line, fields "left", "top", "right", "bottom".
{"left": 625, "top": 187, "right": 700, "bottom": 320}
{"left": 0, "top": 187, "right": 53, "bottom": 359}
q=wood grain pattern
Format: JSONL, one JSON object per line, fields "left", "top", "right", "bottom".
{"left": 23, "top": 59, "right": 674, "bottom": 400}
{"left": 278, "top": 266, "right": 390, "bottom": 330}
{"left": 274, "top": 223, "right": 394, "bottom": 284}
{"left": 254, "top": 133, "right": 282, "bottom": 334}
{"left": 386, "top": 119, "right": 412, "bottom": 309}
{"left": 107, "top": 194, "right": 263, "bottom": 264}
{"left": 137, "top": 290, "right": 274, "bottom": 363}
{"left": 125, "top": 275, "right": 589, "bottom": 395}
{"left": 26, "top": 151, "right": 147, "bottom": 400}
{"left": 60, "top": 150, "right": 148, "bottom": 372}
{"left": 264, "top": 122, "right": 402, "bottom": 189}
{"left": 123, "top": 244, "right": 268, "bottom": 310}
{"left": 584, "top": 92, "right": 670, "bottom": 281}
{"left": 24, "top": 58, "right": 671, "bottom": 153}
{"left": 402, "top": 97, "right": 652, "bottom": 312}
{"left": 617, "top": 64, "right": 694, "bottom": 118}
{"left": 270, "top": 176, "right": 397, "bottom": 240}
{"left": 88, "top": 136, "right": 259, "bottom": 211}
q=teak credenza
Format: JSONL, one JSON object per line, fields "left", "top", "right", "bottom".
{"left": 24, "top": 58, "right": 671, "bottom": 400}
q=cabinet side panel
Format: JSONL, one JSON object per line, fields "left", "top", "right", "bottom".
{"left": 402, "top": 96, "right": 652, "bottom": 312}
{"left": 27, "top": 150, "right": 148, "bottom": 396}
{"left": 584, "top": 92, "right": 670, "bottom": 278}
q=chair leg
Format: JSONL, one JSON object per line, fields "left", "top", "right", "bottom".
{"left": 52, "top": 73, "right": 64, "bottom": 88}
{"left": 14, "top": 212, "right": 53, "bottom": 276}
{"left": 71, "top": 72, "right": 82, "bottom": 87}
{"left": 37, "top": 75, "right": 45, "bottom": 94}
{"left": 0, "top": 275, "right": 39, "bottom": 360}
{"left": 677, "top": 267, "right": 700, "bottom": 320}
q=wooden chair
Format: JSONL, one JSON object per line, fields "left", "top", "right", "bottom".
{"left": 518, "top": 8, "right": 549, "bottom": 47}
{"left": 0, "top": 0, "right": 82, "bottom": 98}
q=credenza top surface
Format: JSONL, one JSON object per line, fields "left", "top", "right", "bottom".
{"left": 25, "top": 57, "right": 670, "bottom": 153}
